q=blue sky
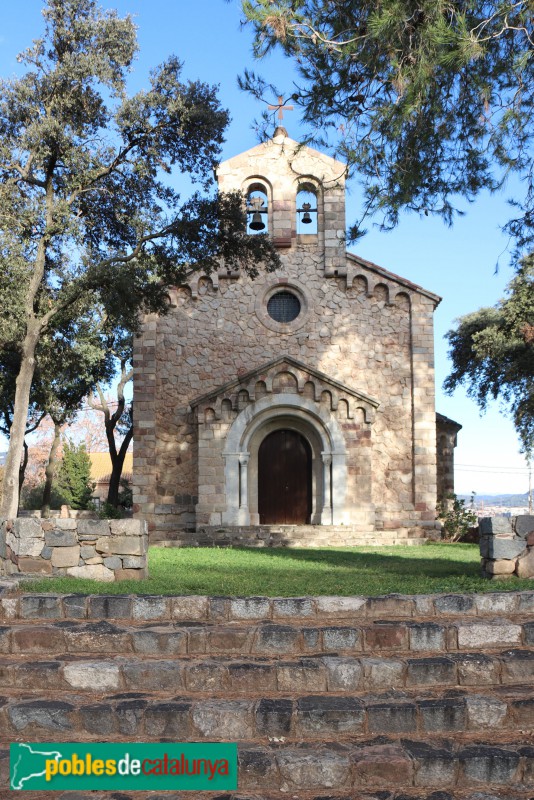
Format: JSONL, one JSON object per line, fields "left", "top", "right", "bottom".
{"left": 1, "top": 0, "right": 531, "bottom": 495}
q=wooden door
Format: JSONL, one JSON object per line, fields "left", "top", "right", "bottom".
{"left": 258, "top": 429, "right": 312, "bottom": 524}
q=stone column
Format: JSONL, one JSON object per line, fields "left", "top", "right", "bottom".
{"left": 237, "top": 453, "right": 250, "bottom": 525}
{"left": 321, "top": 453, "right": 333, "bottom": 525}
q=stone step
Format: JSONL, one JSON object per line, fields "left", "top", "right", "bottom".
{"left": 2, "top": 689, "right": 533, "bottom": 741}
{"left": 3, "top": 590, "right": 534, "bottom": 624}
{"left": 0, "top": 737, "right": 533, "bottom": 794}
{"left": 2, "top": 618, "right": 534, "bottom": 658}
{"left": 1, "top": 650, "right": 533, "bottom": 695}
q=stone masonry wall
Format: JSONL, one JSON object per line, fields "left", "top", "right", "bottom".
{"left": 480, "top": 515, "right": 534, "bottom": 579}
{"left": 0, "top": 518, "right": 148, "bottom": 581}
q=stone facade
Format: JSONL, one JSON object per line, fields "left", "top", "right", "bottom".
{"left": 0, "top": 518, "right": 148, "bottom": 581}
{"left": 134, "top": 127, "right": 448, "bottom": 545}
{"left": 480, "top": 515, "right": 534, "bottom": 579}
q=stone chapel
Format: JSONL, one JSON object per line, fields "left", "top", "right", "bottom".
{"left": 133, "top": 126, "right": 459, "bottom": 546}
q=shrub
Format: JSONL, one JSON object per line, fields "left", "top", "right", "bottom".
{"left": 437, "top": 492, "right": 478, "bottom": 542}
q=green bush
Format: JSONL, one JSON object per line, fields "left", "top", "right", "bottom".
{"left": 437, "top": 492, "right": 478, "bottom": 542}
{"left": 55, "top": 439, "right": 94, "bottom": 510}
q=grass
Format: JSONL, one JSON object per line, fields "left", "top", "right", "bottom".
{"left": 18, "top": 543, "right": 534, "bottom": 596}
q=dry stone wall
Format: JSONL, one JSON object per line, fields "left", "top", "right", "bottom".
{"left": 480, "top": 515, "right": 534, "bottom": 579}
{"left": 0, "top": 518, "right": 148, "bottom": 581}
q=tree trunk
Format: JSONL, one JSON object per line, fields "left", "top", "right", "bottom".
{"left": 0, "top": 326, "right": 40, "bottom": 518}
{"left": 106, "top": 424, "right": 133, "bottom": 507}
{"left": 41, "top": 421, "right": 62, "bottom": 518}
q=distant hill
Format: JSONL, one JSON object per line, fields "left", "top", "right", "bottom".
{"left": 459, "top": 493, "right": 529, "bottom": 508}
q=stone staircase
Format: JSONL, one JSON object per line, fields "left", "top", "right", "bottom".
{"left": 193, "top": 524, "right": 428, "bottom": 547}
{"left": 0, "top": 590, "right": 533, "bottom": 799}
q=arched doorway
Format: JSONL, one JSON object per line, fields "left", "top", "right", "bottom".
{"left": 258, "top": 429, "right": 312, "bottom": 524}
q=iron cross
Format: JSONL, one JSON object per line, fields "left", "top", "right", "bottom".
{"left": 268, "top": 95, "right": 294, "bottom": 122}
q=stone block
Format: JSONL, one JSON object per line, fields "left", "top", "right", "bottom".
{"left": 116, "top": 698, "right": 147, "bottom": 735}
{"left": 434, "top": 594, "right": 474, "bottom": 614}
{"left": 133, "top": 596, "right": 168, "bottom": 620}
{"left": 419, "top": 697, "right": 467, "bottom": 732}
{"left": 122, "top": 555, "right": 147, "bottom": 569}
{"left": 53, "top": 519, "right": 77, "bottom": 530}
{"left": 277, "top": 659, "right": 327, "bottom": 692}
{"left": 122, "top": 659, "right": 183, "bottom": 691}
{"left": 185, "top": 661, "right": 229, "bottom": 692}
{"left": 454, "top": 653, "right": 500, "bottom": 685}
{"left": 366, "top": 594, "right": 415, "bottom": 617}
{"left": 296, "top": 695, "right": 365, "bottom": 735}
{"left": 110, "top": 519, "right": 146, "bottom": 535}
{"left": 44, "top": 530, "right": 77, "bottom": 547}
{"left": 103, "top": 555, "right": 122, "bottom": 570}
{"left": 456, "top": 621, "right": 522, "bottom": 649}
{"left": 466, "top": 695, "right": 507, "bottom": 729}
{"left": 192, "top": 700, "right": 254, "bottom": 739}
{"left": 62, "top": 595, "right": 87, "bottom": 618}
{"left": 459, "top": 745, "right": 520, "bottom": 785}
{"left": 364, "top": 623, "right": 408, "bottom": 650}
{"left": 272, "top": 597, "right": 315, "bottom": 618}
{"left": 407, "top": 622, "right": 446, "bottom": 651}
{"left": 484, "top": 558, "right": 517, "bottom": 575}
{"left": 145, "top": 702, "right": 191, "bottom": 741}
{"left": 17, "top": 557, "right": 52, "bottom": 574}
{"left": 132, "top": 628, "right": 186, "bottom": 655}
{"left": 315, "top": 596, "right": 366, "bottom": 616}
{"left": 66, "top": 564, "right": 114, "bottom": 581}
{"left": 51, "top": 545, "right": 80, "bottom": 568}
{"left": 115, "top": 568, "right": 146, "bottom": 580}
{"left": 230, "top": 597, "right": 271, "bottom": 619}
{"left": 516, "top": 548, "right": 534, "bottom": 578}
{"left": 20, "top": 595, "right": 62, "bottom": 619}
{"left": 525, "top": 621, "right": 534, "bottom": 644}
{"left": 511, "top": 697, "right": 534, "bottom": 726}
{"left": 13, "top": 661, "right": 62, "bottom": 690}
{"left": 228, "top": 662, "right": 276, "bottom": 693}
{"left": 13, "top": 518, "right": 44, "bottom": 539}
{"left": 7, "top": 532, "right": 43, "bottom": 558}
{"left": 80, "top": 545, "right": 96, "bottom": 559}
{"left": 367, "top": 701, "right": 417, "bottom": 734}
{"left": 80, "top": 703, "right": 115, "bottom": 735}
{"left": 276, "top": 748, "right": 351, "bottom": 789}
{"left": 406, "top": 742, "right": 456, "bottom": 787}
{"left": 406, "top": 656, "right": 456, "bottom": 686}
{"left": 96, "top": 535, "right": 145, "bottom": 555}
{"left": 255, "top": 698, "right": 293, "bottom": 736}
{"left": 255, "top": 624, "right": 299, "bottom": 654}
{"left": 362, "top": 657, "right": 404, "bottom": 689}
{"left": 353, "top": 744, "right": 414, "bottom": 787}
{"left": 480, "top": 536, "right": 525, "bottom": 560}
{"left": 8, "top": 700, "right": 73, "bottom": 732}
{"left": 322, "top": 626, "right": 360, "bottom": 651}
{"left": 88, "top": 595, "right": 132, "bottom": 619}
{"left": 77, "top": 519, "right": 110, "bottom": 537}
{"left": 479, "top": 516, "right": 513, "bottom": 535}
{"left": 514, "top": 514, "right": 534, "bottom": 538}
{"left": 172, "top": 596, "right": 208, "bottom": 621}
{"left": 324, "top": 656, "right": 362, "bottom": 691}
{"left": 12, "top": 626, "right": 65, "bottom": 653}
{"left": 239, "top": 748, "right": 279, "bottom": 790}
{"left": 500, "top": 649, "right": 534, "bottom": 683}
{"left": 63, "top": 661, "right": 120, "bottom": 691}
{"left": 63, "top": 620, "right": 129, "bottom": 653}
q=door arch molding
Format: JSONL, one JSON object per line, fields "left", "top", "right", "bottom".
{"left": 221, "top": 394, "right": 349, "bottom": 526}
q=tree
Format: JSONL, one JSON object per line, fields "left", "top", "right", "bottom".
{"left": 55, "top": 439, "right": 94, "bottom": 510}
{"left": 0, "top": 0, "right": 280, "bottom": 518}
{"left": 444, "top": 256, "right": 534, "bottom": 457}
{"left": 88, "top": 353, "right": 133, "bottom": 508}
{"left": 241, "top": 1, "right": 534, "bottom": 244}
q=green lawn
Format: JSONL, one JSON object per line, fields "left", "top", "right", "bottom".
{"left": 19, "top": 543, "right": 534, "bottom": 596}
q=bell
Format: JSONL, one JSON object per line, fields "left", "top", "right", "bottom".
{"left": 249, "top": 211, "right": 265, "bottom": 231}
{"left": 301, "top": 202, "right": 312, "bottom": 224}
